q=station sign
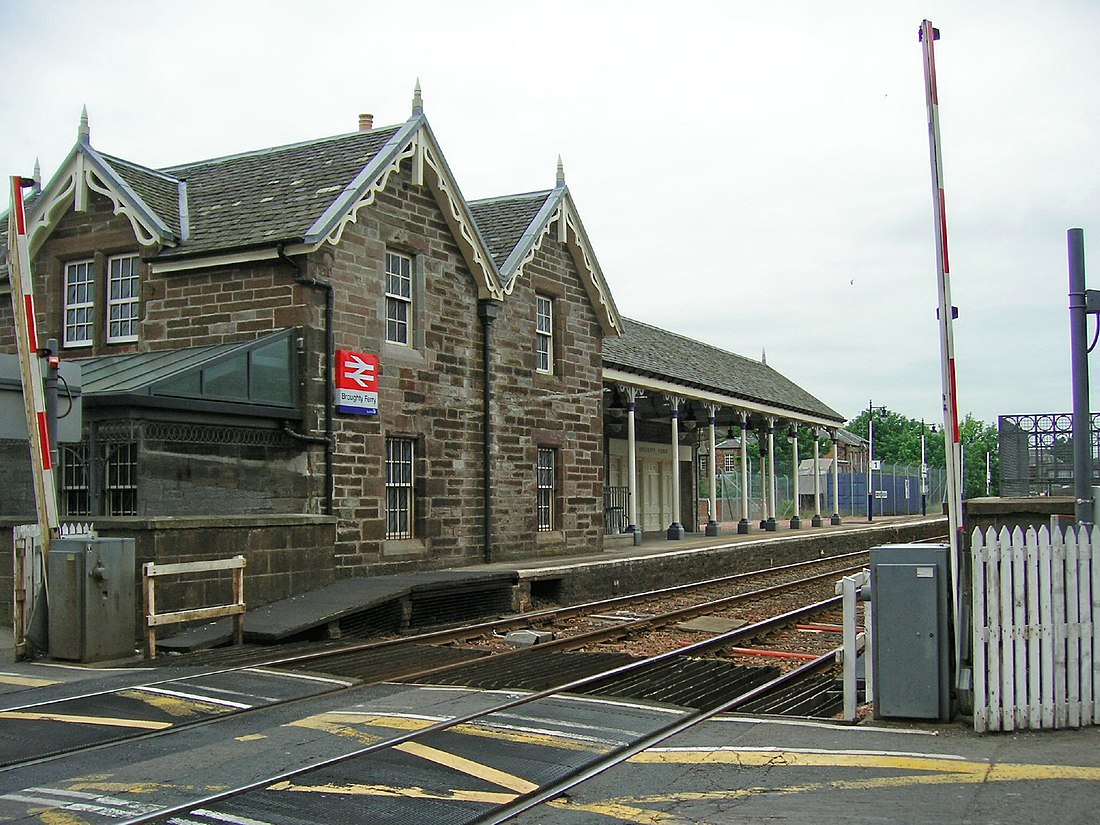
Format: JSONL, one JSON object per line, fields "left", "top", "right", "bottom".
{"left": 335, "top": 349, "right": 379, "bottom": 416}
{"left": 875, "top": 490, "right": 889, "bottom": 499}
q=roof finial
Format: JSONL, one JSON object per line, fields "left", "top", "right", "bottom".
{"left": 32, "top": 158, "right": 41, "bottom": 193}
{"left": 761, "top": 348, "right": 767, "bottom": 365}
{"left": 556, "top": 155, "right": 565, "bottom": 186}
{"left": 78, "top": 105, "right": 90, "bottom": 143}
{"left": 412, "top": 79, "right": 423, "bottom": 115}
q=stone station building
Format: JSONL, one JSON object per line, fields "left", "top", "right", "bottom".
{"left": 1, "top": 89, "right": 845, "bottom": 616}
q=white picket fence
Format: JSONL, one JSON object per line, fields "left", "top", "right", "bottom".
{"left": 971, "top": 524, "right": 1099, "bottom": 732}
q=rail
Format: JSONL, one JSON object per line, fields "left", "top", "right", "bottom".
{"left": 142, "top": 555, "right": 246, "bottom": 658}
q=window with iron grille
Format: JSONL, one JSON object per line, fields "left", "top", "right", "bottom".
{"left": 385, "top": 437, "right": 415, "bottom": 539}
{"left": 107, "top": 254, "right": 140, "bottom": 343}
{"left": 536, "top": 295, "right": 553, "bottom": 374}
{"left": 537, "top": 447, "right": 556, "bottom": 531}
{"left": 61, "top": 444, "right": 91, "bottom": 516}
{"left": 64, "top": 259, "right": 95, "bottom": 348}
{"left": 385, "top": 251, "right": 412, "bottom": 345}
{"left": 105, "top": 442, "right": 138, "bottom": 515}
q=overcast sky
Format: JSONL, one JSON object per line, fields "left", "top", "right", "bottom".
{"left": 3, "top": 1, "right": 1098, "bottom": 427}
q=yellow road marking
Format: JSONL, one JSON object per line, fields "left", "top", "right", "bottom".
{"left": 65, "top": 779, "right": 205, "bottom": 795}
{"left": 117, "top": 689, "right": 233, "bottom": 719}
{"left": 394, "top": 740, "right": 539, "bottom": 793}
{"left": 0, "top": 672, "right": 57, "bottom": 687}
{"left": 34, "top": 809, "right": 90, "bottom": 825}
{"left": 268, "top": 780, "right": 517, "bottom": 804}
{"left": 549, "top": 799, "right": 693, "bottom": 824}
{"left": 281, "top": 714, "right": 687, "bottom": 823}
{"left": 289, "top": 712, "right": 607, "bottom": 753}
{"left": 0, "top": 711, "right": 171, "bottom": 730}
{"left": 268, "top": 779, "right": 692, "bottom": 823}
{"left": 630, "top": 748, "right": 1100, "bottom": 781}
{"left": 286, "top": 715, "right": 383, "bottom": 746}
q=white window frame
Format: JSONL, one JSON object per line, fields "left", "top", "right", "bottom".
{"left": 385, "top": 251, "right": 413, "bottom": 346}
{"left": 106, "top": 254, "right": 140, "bottom": 343}
{"left": 536, "top": 295, "right": 553, "bottom": 374}
{"left": 724, "top": 453, "right": 737, "bottom": 473}
{"left": 63, "top": 259, "right": 95, "bottom": 348}
{"left": 385, "top": 437, "right": 415, "bottom": 539}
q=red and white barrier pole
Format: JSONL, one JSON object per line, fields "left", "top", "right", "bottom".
{"left": 920, "top": 20, "right": 965, "bottom": 690}
{"left": 7, "top": 175, "right": 60, "bottom": 539}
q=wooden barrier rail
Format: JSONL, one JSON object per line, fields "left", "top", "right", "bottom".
{"left": 142, "top": 555, "right": 246, "bottom": 658}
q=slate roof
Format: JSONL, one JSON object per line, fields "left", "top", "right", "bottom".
{"left": 100, "top": 153, "right": 183, "bottom": 238}
{"left": 157, "top": 126, "right": 402, "bottom": 256}
{"left": 468, "top": 191, "right": 553, "bottom": 268}
{"left": 603, "top": 317, "right": 844, "bottom": 423}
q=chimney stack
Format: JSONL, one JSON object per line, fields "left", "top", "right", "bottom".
{"left": 358, "top": 113, "right": 374, "bottom": 131}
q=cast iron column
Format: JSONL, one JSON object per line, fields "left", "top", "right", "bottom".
{"left": 830, "top": 428, "right": 842, "bottom": 525}
{"left": 765, "top": 417, "right": 777, "bottom": 531}
{"left": 812, "top": 429, "right": 823, "bottom": 526}
{"left": 738, "top": 413, "right": 750, "bottom": 534}
{"left": 706, "top": 405, "right": 720, "bottom": 536}
{"left": 667, "top": 396, "right": 685, "bottom": 540}
{"left": 624, "top": 386, "right": 642, "bottom": 545}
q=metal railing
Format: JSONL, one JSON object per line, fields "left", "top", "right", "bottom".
{"left": 999, "top": 412, "right": 1100, "bottom": 497}
{"left": 603, "top": 486, "right": 629, "bottom": 534}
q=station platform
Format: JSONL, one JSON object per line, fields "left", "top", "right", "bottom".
{"left": 150, "top": 514, "right": 944, "bottom": 653}
{"left": 3, "top": 515, "right": 946, "bottom": 662}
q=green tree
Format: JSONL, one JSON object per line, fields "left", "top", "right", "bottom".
{"left": 959, "top": 413, "right": 999, "bottom": 498}
{"left": 847, "top": 407, "right": 945, "bottom": 468}
{"left": 846, "top": 406, "right": 998, "bottom": 499}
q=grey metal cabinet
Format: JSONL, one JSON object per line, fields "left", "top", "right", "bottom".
{"left": 48, "top": 537, "right": 136, "bottom": 662}
{"left": 870, "top": 543, "right": 951, "bottom": 720}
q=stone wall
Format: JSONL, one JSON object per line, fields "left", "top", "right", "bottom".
{"left": 965, "top": 496, "right": 1075, "bottom": 536}
{"left": 521, "top": 518, "right": 949, "bottom": 606}
{"left": 489, "top": 216, "right": 606, "bottom": 561}
{"left": 0, "top": 514, "right": 336, "bottom": 627}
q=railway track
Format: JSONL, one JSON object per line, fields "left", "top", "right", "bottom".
{"left": 0, "top": 553, "right": 868, "bottom": 771}
{"left": 101, "top": 598, "right": 846, "bottom": 825}
{"left": 0, "top": 593, "right": 872, "bottom": 824}
{"left": 1, "top": 537, "right": 955, "bottom": 823}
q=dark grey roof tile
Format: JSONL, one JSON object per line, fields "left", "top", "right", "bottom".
{"left": 604, "top": 317, "right": 843, "bottom": 422}
{"left": 469, "top": 191, "right": 553, "bottom": 267}
{"left": 99, "top": 153, "right": 182, "bottom": 238}
{"left": 157, "top": 126, "right": 402, "bottom": 256}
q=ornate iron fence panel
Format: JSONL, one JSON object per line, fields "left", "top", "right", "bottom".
{"left": 999, "top": 413, "right": 1100, "bottom": 497}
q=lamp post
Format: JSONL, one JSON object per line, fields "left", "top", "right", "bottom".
{"left": 866, "top": 401, "right": 887, "bottom": 523}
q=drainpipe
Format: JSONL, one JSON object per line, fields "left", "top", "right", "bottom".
{"left": 478, "top": 300, "right": 500, "bottom": 563}
{"left": 278, "top": 244, "right": 334, "bottom": 516}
